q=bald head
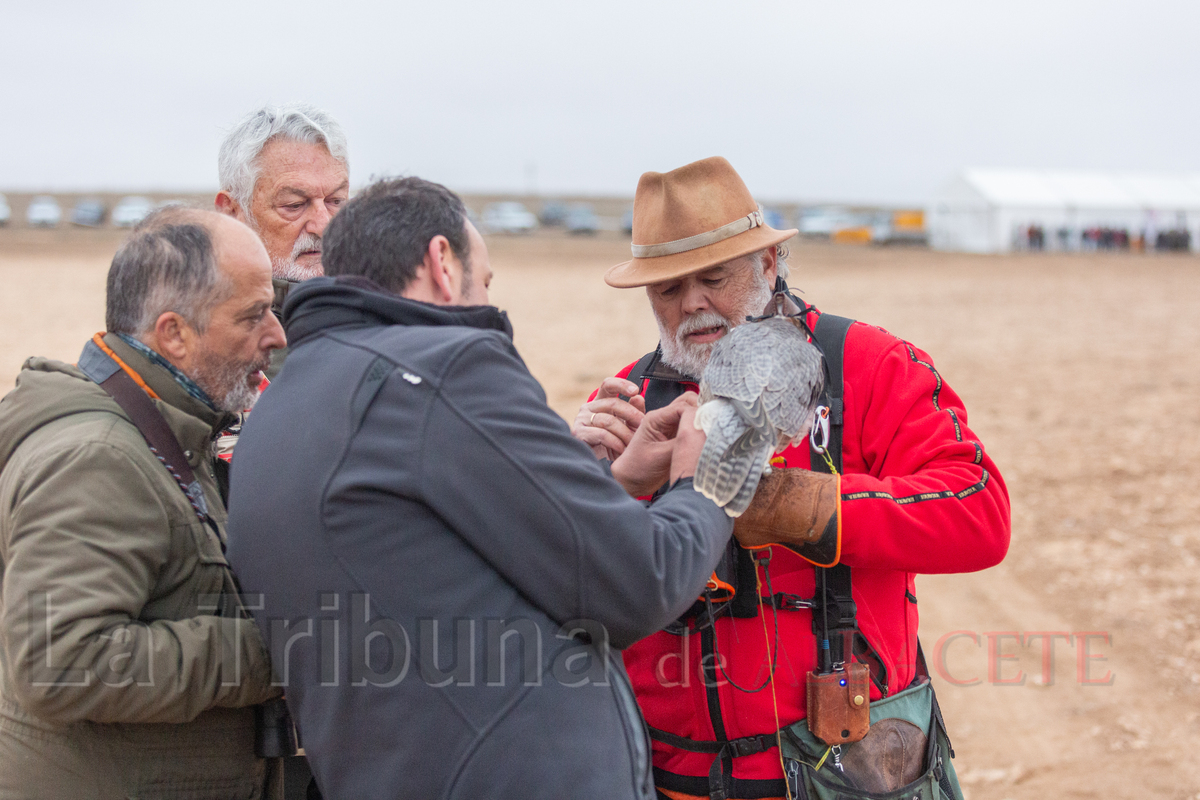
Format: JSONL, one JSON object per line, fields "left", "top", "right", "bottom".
{"left": 132, "top": 204, "right": 219, "bottom": 232}
{"left": 105, "top": 203, "right": 284, "bottom": 411}
{"left": 106, "top": 206, "right": 270, "bottom": 337}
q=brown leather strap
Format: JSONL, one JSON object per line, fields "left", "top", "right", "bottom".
{"left": 98, "top": 367, "right": 210, "bottom": 522}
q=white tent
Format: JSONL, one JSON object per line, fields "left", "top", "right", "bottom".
{"left": 927, "top": 169, "right": 1200, "bottom": 254}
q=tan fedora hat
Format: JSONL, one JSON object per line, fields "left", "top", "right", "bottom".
{"left": 605, "top": 156, "right": 797, "bottom": 288}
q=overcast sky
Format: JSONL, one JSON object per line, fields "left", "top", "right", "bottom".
{"left": 2, "top": 0, "right": 1196, "bottom": 204}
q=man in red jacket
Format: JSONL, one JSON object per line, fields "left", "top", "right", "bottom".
{"left": 573, "top": 157, "right": 1010, "bottom": 800}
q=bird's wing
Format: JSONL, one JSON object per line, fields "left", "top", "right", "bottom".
{"left": 703, "top": 324, "right": 773, "bottom": 402}
{"left": 758, "top": 319, "right": 826, "bottom": 447}
{"left": 695, "top": 318, "right": 827, "bottom": 515}
{"left": 693, "top": 399, "right": 740, "bottom": 503}
{"left": 693, "top": 398, "right": 773, "bottom": 513}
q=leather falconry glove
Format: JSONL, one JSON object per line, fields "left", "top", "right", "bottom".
{"left": 732, "top": 468, "right": 840, "bottom": 561}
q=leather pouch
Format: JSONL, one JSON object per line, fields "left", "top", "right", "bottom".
{"left": 806, "top": 662, "right": 870, "bottom": 745}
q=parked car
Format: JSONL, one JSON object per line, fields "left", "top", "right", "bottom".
{"left": 565, "top": 203, "right": 600, "bottom": 235}
{"left": 481, "top": 202, "right": 537, "bottom": 234}
{"left": 26, "top": 196, "right": 62, "bottom": 227}
{"left": 111, "top": 196, "right": 154, "bottom": 227}
{"left": 71, "top": 198, "right": 106, "bottom": 227}
{"left": 538, "top": 200, "right": 569, "bottom": 227}
{"left": 621, "top": 205, "right": 634, "bottom": 235}
{"left": 869, "top": 210, "right": 928, "bottom": 246}
{"left": 0, "top": 194, "right": 10, "bottom": 226}
{"left": 796, "top": 206, "right": 864, "bottom": 237}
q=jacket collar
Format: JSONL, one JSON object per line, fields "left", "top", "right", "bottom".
{"left": 272, "top": 277, "right": 296, "bottom": 320}
{"left": 641, "top": 348, "right": 697, "bottom": 383}
{"left": 283, "top": 276, "right": 514, "bottom": 347}
{"left": 102, "top": 334, "right": 232, "bottom": 433}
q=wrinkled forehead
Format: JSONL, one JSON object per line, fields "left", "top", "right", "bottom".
{"left": 254, "top": 138, "right": 349, "bottom": 194}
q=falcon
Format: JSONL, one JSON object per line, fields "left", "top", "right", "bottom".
{"left": 693, "top": 295, "right": 825, "bottom": 516}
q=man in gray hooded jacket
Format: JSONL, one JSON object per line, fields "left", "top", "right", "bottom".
{"left": 225, "top": 177, "right": 734, "bottom": 799}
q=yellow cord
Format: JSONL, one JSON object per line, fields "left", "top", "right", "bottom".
{"left": 814, "top": 746, "right": 832, "bottom": 772}
{"left": 758, "top": 547, "right": 794, "bottom": 800}
{"left": 818, "top": 447, "right": 839, "bottom": 475}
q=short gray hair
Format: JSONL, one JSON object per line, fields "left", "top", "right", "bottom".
{"left": 775, "top": 243, "right": 791, "bottom": 281}
{"left": 106, "top": 208, "right": 231, "bottom": 335}
{"left": 218, "top": 104, "right": 349, "bottom": 218}
{"left": 748, "top": 244, "right": 791, "bottom": 282}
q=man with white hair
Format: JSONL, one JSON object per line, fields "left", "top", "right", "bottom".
{"left": 216, "top": 104, "right": 349, "bottom": 378}
{"left": 0, "top": 207, "right": 286, "bottom": 798}
{"left": 574, "top": 157, "right": 1010, "bottom": 799}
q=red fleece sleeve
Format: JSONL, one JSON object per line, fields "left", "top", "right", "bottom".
{"left": 837, "top": 328, "right": 1010, "bottom": 574}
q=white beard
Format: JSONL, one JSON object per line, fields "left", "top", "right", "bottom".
{"left": 656, "top": 275, "right": 774, "bottom": 378}
{"left": 272, "top": 231, "right": 323, "bottom": 282}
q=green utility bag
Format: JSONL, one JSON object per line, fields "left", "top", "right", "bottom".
{"left": 779, "top": 677, "right": 963, "bottom": 800}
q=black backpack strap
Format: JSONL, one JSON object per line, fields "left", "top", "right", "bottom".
{"left": 808, "top": 313, "right": 856, "bottom": 674}
{"left": 648, "top": 726, "right": 778, "bottom": 800}
{"left": 626, "top": 348, "right": 691, "bottom": 411}
{"left": 625, "top": 349, "right": 660, "bottom": 389}
{"left": 805, "top": 313, "right": 889, "bottom": 694}
{"left": 791, "top": 313, "right": 851, "bottom": 568}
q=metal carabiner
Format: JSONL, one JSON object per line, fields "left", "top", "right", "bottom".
{"left": 831, "top": 744, "right": 844, "bottom": 772}
{"left": 809, "top": 406, "right": 831, "bottom": 454}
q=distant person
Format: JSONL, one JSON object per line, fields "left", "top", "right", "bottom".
{"left": 572, "top": 156, "right": 1010, "bottom": 798}
{"left": 216, "top": 104, "right": 350, "bottom": 378}
{"left": 1143, "top": 211, "right": 1158, "bottom": 254}
{"left": 0, "top": 208, "right": 286, "bottom": 798}
{"left": 225, "top": 177, "right": 735, "bottom": 800}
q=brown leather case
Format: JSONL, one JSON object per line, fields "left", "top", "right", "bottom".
{"left": 806, "top": 662, "right": 871, "bottom": 745}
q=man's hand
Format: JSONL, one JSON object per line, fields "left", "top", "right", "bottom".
{"left": 572, "top": 378, "right": 647, "bottom": 460}
{"left": 611, "top": 393, "right": 703, "bottom": 497}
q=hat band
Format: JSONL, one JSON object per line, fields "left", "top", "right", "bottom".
{"left": 631, "top": 210, "right": 764, "bottom": 259}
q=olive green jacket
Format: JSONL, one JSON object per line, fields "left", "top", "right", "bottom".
{"left": 0, "top": 334, "right": 279, "bottom": 799}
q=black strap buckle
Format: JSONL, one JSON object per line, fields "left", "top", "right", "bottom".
{"left": 728, "top": 733, "right": 776, "bottom": 758}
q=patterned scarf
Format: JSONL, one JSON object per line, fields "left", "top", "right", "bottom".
{"left": 115, "top": 333, "right": 218, "bottom": 412}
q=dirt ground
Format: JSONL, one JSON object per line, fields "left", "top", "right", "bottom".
{"left": 2, "top": 228, "right": 1198, "bottom": 798}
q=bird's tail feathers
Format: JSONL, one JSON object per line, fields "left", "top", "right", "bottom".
{"left": 693, "top": 426, "right": 727, "bottom": 502}
{"left": 721, "top": 442, "right": 774, "bottom": 517}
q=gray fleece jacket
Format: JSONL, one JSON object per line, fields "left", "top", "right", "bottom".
{"left": 225, "top": 277, "right": 733, "bottom": 800}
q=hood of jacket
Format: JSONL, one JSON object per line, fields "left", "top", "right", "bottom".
{"left": 0, "top": 358, "right": 115, "bottom": 474}
{"left": 282, "top": 276, "right": 514, "bottom": 347}
{"left": 0, "top": 335, "right": 232, "bottom": 474}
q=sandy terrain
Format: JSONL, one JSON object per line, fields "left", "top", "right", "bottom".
{"left": 1, "top": 228, "right": 1198, "bottom": 797}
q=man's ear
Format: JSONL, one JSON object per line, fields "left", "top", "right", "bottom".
{"left": 150, "top": 311, "right": 195, "bottom": 364}
{"left": 425, "top": 235, "right": 457, "bottom": 304}
{"left": 761, "top": 245, "right": 779, "bottom": 285}
{"left": 215, "top": 191, "right": 242, "bottom": 220}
